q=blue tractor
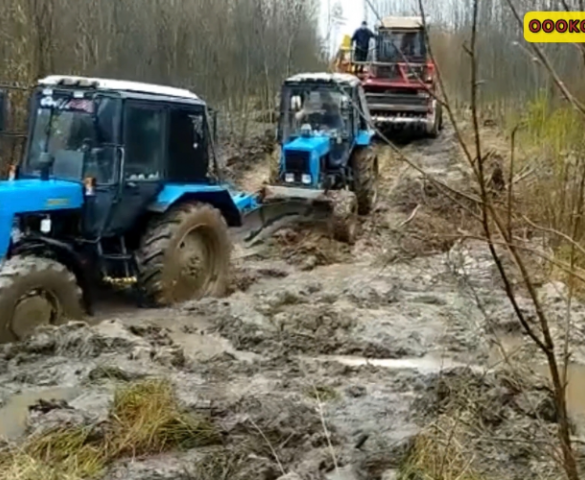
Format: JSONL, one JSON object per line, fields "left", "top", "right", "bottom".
{"left": 0, "top": 75, "right": 316, "bottom": 343}
{"left": 265, "top": 73, "right": 379, "bottom": 243}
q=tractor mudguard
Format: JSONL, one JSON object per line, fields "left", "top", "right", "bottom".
{"left": 10, "top": 235, "right": 94, "bottom": 315}
{"left": 0, "top": 179, "right": 84, "bottom": 258}
{"left": 355, "top": 129, "right": 375, "bottom": 146}
{"left": 148, "top": 184, "right": 251, "bottom": 227}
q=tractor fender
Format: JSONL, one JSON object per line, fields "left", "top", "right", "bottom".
{"left": 147, "top": 185, "right": 244, "bottom": 227}
{"left": 10, "top": 235, "right": 94, "bottom": 315}
{"left": 355, "top": 129, "right": 375, "bottom": 146}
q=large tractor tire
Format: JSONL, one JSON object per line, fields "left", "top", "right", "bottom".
{"left": 329, "top": 190, "right": 358, "bottom": 245}
{"left": 427, "top": 100, "right": 442, "bottom": 139}
{"left": 0, "top": 256, "right": 84, "bottom": 343}
{"left": 350, "top": 146, "right": 379, "bottom": 215}
{"left": 136, "top": 202, "right": 231, "bottom": 307}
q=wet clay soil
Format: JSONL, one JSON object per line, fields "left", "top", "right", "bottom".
{"left": 1, "top": 128, "right": 585, "bottom": 479}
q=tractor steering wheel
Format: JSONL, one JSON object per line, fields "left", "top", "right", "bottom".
{"left": 306, "top": 112, "right": 323, "bottom": 128}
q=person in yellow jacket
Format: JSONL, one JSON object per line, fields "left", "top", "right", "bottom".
{"left": 333, "top": 35, "right": 355, "bottom": 74}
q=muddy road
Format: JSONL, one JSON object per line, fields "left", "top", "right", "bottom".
{"left": 1, "top": 128, "right": 584, "bottom": 479}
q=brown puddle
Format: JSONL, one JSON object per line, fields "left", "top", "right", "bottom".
{"left": 104, "top": 313, "right": 258, "bottom": 362}
{"left": 0, "top": 386, "right": 80, "bottom": 440}
{"left": 534, "top": 363, "right": 585, "bottom": 426}
{"left": 487, "top": 334, "right": 525, "bottom": 366}
{"left": 489, "top": 334, "right": 585, "bottom": 426}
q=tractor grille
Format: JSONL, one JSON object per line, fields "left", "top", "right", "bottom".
{"left": 284, "top": 150, "right": 310, "bottom": 174}
{"left": 366, "top": 92, "right": 427, "bottom": 106}
{"left": 365, "top": 89, "right": 429, "bottom": 114}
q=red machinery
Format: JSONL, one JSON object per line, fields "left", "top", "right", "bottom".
{"left": 341, "top": 16, "right": 443, "bottom": 138}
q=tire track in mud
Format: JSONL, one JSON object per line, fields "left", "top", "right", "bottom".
{"left": 0, "top": 127, "right": 575, "bottom": 479}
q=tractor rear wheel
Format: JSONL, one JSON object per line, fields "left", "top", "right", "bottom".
{"left": 136, "top": 202, "right": 231, "bottom": 307}
{"left": 351, "top": 146, "right": 379, "bottom": 215}
{"left": 0, "top": 256, "right": 84, "bottom": 343}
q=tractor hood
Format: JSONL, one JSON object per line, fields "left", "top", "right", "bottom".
{"left": 0, "top": 178, "right": 84, "bottom": 258}
{"left": 283, "top": 135, "right": 331, "bottom": 156}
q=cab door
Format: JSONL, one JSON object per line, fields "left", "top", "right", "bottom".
{"left": 102, "top": 100, "right": 166, "bottom": 237}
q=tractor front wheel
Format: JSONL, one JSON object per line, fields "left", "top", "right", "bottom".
{"left": 351, "top": 147, "right": 379, "bottom": 215}
{"left": 427, "top": 100, "right": 442, "bottom": 139}
{"left": 329, "top": 190, "right": 358, "bottom": 245}
{"left": 136, "top": 202, "right": 231, "bottom": 307}
{"left": 0, "top": 256, "right": 84, "bottom": 343}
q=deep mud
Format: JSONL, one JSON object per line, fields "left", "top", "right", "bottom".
{"left": 1, "top": 126, "right": 585, "bottom": 479}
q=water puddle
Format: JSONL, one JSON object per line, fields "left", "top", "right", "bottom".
{"left": 167, "top": 328, "right": 257, "bottom": 362}
{"left": 117, "top": 314, "right": 258, "bottom": 362}
{"left": 487, "top": 334, "right": 526, "bottom": 367}
{"left": 533, "top": 363, "right": 585, "bottom": 425}
{"left": 0, "top": 386, "right": 80, "bottom": 440}
{"left": 326, "top": 465, "right": 359, "bottom": 480}
{"left": 316, "top": 355, "right": 483, "bottom": 374}
{"left": 487, "top": 334, "right": 585, "bottom": 425}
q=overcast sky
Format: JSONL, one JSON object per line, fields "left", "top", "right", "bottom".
{"left": 334, "top": 0, "right": 364, "bottom": 34}
{"left": 320, "top": 0, "right": 365, "bottom": 54}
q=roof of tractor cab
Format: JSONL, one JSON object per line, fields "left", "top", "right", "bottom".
{"left": 379, "top": 16, "right": 425, "bottom": 29}
{"left": 38, "top": 75, "right": 204, "bottom": 105}
{"left": 284, "top": 72, "right": 360, "bottom": 87}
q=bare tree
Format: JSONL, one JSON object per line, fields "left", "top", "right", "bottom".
{"left": 0, "top": 0, "right": 326, "bottom": 139}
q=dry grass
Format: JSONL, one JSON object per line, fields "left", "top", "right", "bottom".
{"left": 495, "top": 95, "right": 585, "bottom": 291}
{"left": 400, "top": 364, "right": 563, "bottom": 480}
{"left": 436, "top": 99, "right": 585, "bottom": 290}
{"left": 0, "top": 452, "right": 86, "bottom": 480}
{"left": 109, "top": 379, "right": 219, "bottom": 456}
{"left": 400, "top": 420, "right": 486, "bottom": 480}
{"left": 0, "top": 379, "right": 219, "bottom": 480}
{"left": 0, "top": 426, "right": 106, "bottom": 480}
{"left": 303, "top": 384, "right": 340, "bottom": 402}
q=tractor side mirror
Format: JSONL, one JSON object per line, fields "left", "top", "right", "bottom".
{"left": 0, "top": 90, "right": 7, "bottom": 133}
{"left": 291, "top": 95, "right": 302, "bottom": 112}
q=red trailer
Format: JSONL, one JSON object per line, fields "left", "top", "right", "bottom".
{"left": 353, "top": 16, "right": 443, "bottom": 138}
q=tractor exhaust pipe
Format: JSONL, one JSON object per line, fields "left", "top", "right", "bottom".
{"left": 38, "top": 152, "right": 55, "bottom": 181}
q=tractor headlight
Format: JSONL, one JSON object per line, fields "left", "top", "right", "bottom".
{"left": 301, "top": 174, "right": 311, "bottom": 184}
{"left": 285, "top": 173, "right": 295, "bottom": 183}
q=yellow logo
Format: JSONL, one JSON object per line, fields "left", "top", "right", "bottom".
{"left": 524, "top": 11, "right": 585, "bottom": 43}
{"left": 45, "top": 198, "right": 69, "bottom": 207}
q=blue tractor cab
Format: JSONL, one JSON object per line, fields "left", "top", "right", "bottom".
{"left": 267, "top": 73, "right": 379, "bottom": 242}
{"left": 0, "top": 75, "right": 271, "bottom": 342}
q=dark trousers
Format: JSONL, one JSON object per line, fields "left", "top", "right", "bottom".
{"left": 354, "top": 48, "right": 368, "bottom": 73}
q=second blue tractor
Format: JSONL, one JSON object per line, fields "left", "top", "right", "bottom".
{"left": 266, "top": 72, "right": 379, "bottom": 243}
